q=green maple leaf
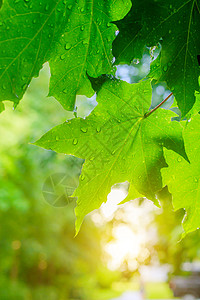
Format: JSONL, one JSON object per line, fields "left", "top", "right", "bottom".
{"left": 0, "top": 0, "right": 131, "bottom": 109}
{"left": 49, "top": 0, "right": 132, "bottom": 110}
{"left": 35, "top": 79, "right": 187, "bottom": 233}
{"left": 113, "top": 0, "right": 200, "bottom": 116}
{"left": 162, "top": 98, "right": 200, "bottom": 235}
{"left": 0, "top": 0, "right": 67, "bottom": 105}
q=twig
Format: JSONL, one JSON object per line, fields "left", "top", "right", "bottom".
{"left": 144, "top": 92, "right": 173, "bottom": 118}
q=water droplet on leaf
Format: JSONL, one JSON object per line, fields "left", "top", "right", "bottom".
{"left": 96, "top": 126, "right": 101, "bottom": 133}
{"left": 65, "top": 43, "right": 71, "bottom": 50}
{"left": 73, "top": 138, "right": 78, "bottom": 145}
{"left": 60, "top": 54, "right": 65, "bottom": 60}
{"left": 80, "top": 174, "right": 85, "bottom": 181}
{"left": 81, "top": 127, "right": 87, "bottom": 133}
{"left": 163, "top": 65, "right": 168, "bottom": 72}
{"left": 22, "top": 83, "right": 27, "bottom": 90}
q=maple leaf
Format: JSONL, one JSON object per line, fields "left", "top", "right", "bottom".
{"left": 0, "top": 0, "right": 131, "bottom": 109}
{"left": 49, "top": 0, "right": 132, "bottom": 110}
{"left": 113, "top": 0, "right": 200, "bottom": 116}
{"left": 162, "top": 95, "right": 200, "bottom": 235}
{"left": 35, "top": 79, "right": 187, "bottom": 232}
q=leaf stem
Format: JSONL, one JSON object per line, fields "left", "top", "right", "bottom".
{"left": 144, "top": 92, "right": 173, "bottom": 118}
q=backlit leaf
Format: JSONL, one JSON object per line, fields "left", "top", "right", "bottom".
{"left": 162, "top": 100, "right": 200, "bottom": 235}
{"left": 35, "top": 79, "right": 187, "bottom": 232}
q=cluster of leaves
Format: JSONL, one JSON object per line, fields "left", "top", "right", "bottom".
{"left": 1, "top": 0, "right": 200, "bottom": 235}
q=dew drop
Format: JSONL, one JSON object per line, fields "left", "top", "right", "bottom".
{"left": 96, "top": 126, "right": 101, "bottom": 133}
{"left": 45, "top": 4, "right": 49, "bottom": 11}
{"left": 80, "top": 7, "right": 84, "bottom": 12}
{"left": 2, "top": 84, "right": 6, "bottom": 90}
{"left": 107, "top": 22, "right": 111, "bottom": 27}
{"left": 96, "top": 49, "right": 100, "bottom": 54}
{"left": 56, "top": 136, "right": 59, "bottom": 141}
{"left": 33, "top": 19, "right": 37, "bottom": 24}
{"left": 111, "top": 150, "right": 116, "bottom": 155}
{"left": 194, "top": 177, "right": 198, "bottom": 183}
{"left": 81, "top": 127, "right": 87, "bottom": 133}
{"left": 163, "top": 65, "right": 168, "bottom": 72}
{"left": 177, "top": 157, "right": 182, "bottom": 162}
{"left": 68, "top": 4, "right": 72, "bottom": 9}
{"left": 60, "top": 54, "right": 65, "bottom": 60}
{"left": 65, "top": 43, "right": 71, "bottom": 50}
{"left": 82, "top": 40, "right": 89, "bottom": 45}
{"left": 0, "top": 22, "right": 3, "bottom": 26}
{"left": 73, "top": 138, "right": 78, "bottom": 145}
{"left": 80, "top": 174, "right": 85, "bottom": 181}
{"left": 80, "top": 25, "right": 84, "bottom": 31}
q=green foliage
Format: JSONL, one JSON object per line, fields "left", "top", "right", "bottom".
{"left": 35, "top": 79, "right": 187, "bottom": 231}
{"left": 162, "top": 111, "right": 200, "bottom": 234}
{"left": 0, "top": 0, "right": 131, "bottom": 109}
{"left": 1, "top": 0, "right": 200, "bottom": 236}
{"left": 113, "top": 0, "right": 200, "bottom": 116}
{"left": 49, "top": 0, "right": 131, "bottom": 110}
{"left": 153, "top": 186, "right": 200, "bottom": 274}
